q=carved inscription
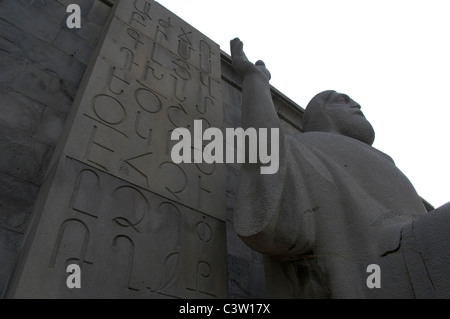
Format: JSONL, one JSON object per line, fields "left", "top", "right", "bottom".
{"left": 5, "top": 0, "right": 227, "bottom": 299}
{"left": 62, "top": 0, "right": 224, "bottom": 220}
{"left": 46, "top": 159, "right": 226, "bottom": 298}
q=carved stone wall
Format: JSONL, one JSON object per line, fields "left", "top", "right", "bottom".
{"left": 0, "top": 0, "right": 304, "bottom": 298}
{"left": 0, "top": 0, "right": 112, "bottom": 295}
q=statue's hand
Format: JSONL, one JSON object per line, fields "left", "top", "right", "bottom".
{"left": 230, "top": 38, "right": 271, "bottom": 81}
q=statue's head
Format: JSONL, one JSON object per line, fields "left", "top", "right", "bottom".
{"left": 302, "top": 90, "right": 375, "bottom": 145}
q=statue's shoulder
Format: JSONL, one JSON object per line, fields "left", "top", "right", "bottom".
{"left": 291, "top": 131, "right": 395, "bottom": 164}
{"left": 284, "top": 131, "right": 339, "bottom": 158}
{"left": 294, "top": 131, "right": 339, "bottom": 145}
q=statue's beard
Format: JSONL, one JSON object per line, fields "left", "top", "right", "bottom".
{"left": 341, "top": 120, "right": 375, "bottom": 145}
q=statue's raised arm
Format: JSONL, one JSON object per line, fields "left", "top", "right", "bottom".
{"left": 230, "top": 38, "right": 271, "bottom": 81}
{"left": 230, "top": 38, "right": 281, "bottom": 132}
{"left": 230, "top": 38, "right": 311, "bottom": 258}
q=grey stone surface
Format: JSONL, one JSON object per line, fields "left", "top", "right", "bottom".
{"left": 227, "top": 255, "right": 250, "bottom": 298}
{"left": 53, "top": 28, "right": 96, "bottom": 64}
{"left": 4, "top": 0, "right": 228, "bottom": 298}
{"left": 73, "top": 20, "right": 103, "bottom": 45}
{"left": 30, "top": 0, "right": 68, "bottom": 25}
{"left": 5, "top": 157, "right": 227, "bottom": 298}
{"left": 0, "top": 0, "right": 114, "bottom": 295}
{"left": 0, "top": 17, "right": 36, "bottom": 57}
{"left": 0, "top": 172, "right": 39, "bottom": 233}
{"left": 0, "top": 87, "right": 45, "bottom": 135}
{"left": 0, "top": 228, "right": 23, "bottom": 295}
{"left": 87, "top": 0, "right": 111, "bottom": 26}
{"left": 0, "top": 172, "right": 39, "bottom": 292}
{"left": 0, "top": 0, "right": 60, "bottom": 43}
{"left": 231, "top": 37, "right": 450, "bottom": 298}
{"left": 221, "top": 54, "right": 269, "bottom": 298}
{"left": 13, "top": 63, "right": 78, "bottom": 115}
{"left": 33, "top": 107, "right": 66, "bottom": 146}
{"left": 0, "top": 0, "right": 310, "bottom": 299}
{"left": 0, "top": 125, "right": 52, "bottom": 184}
{"left": 56, "top": 3, "right": 225, "bottom": 220}
{"left": 27, "top": 39, "right": 87, "bottom": 83}
{"left": 0, "top": 52, "right": 25, "bottom": 84}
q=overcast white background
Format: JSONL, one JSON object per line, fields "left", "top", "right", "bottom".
{"left": 156, "top": 0, "right": 450, "bottom": 208}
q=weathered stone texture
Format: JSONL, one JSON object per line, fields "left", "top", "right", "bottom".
{"left": 0, "top": 0, "right": 114, "bottom": 294}
{"left": 0, "top": 0, "right": 304, "bottom": 298}
{"left": 4, "top": 0, "right": 229, "bottom": 298}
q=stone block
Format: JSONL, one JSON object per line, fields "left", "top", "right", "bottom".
{"left": 226, "top": 222, "right": 252, "bottom": 261}
{"left": 30, "top": 0, "right": 67, "bottom": 25}
{"left": 74, "top": 20, "right": 103, "bottom": 44}
{"left": 226, "top": 190, "right": 236, "bottom": 214}
{"left": 0, "top": 125, "right": 52, "bottom": 184}
{"left": 27, "top": 39, "right": 87, "bottom": 83}
{"left": 220, "top": 55, "right": 243, "bottom": 89}
{"left": 248, "top": 257, "right": 266, "bottom": 298}
{"left": 0, "top": 228, "right": 23, "bottom": 296}
{"left": 0, "top": 0, "right": 59, "bottom": 43}
{"left": 87, "top": 0, "right": 111, "bottom": 26}
{"left": 220, "top": 77, "right": 231, "bottom": 105}
{"left": 0, "top": 86, "right": 45, "bottom": 135}
{"left": 226, "top": 162, "right": 240, "bottom": 192}
{"left": 223, "top": 102, "right": 242, "bottom": 127}
{"left": 53, "top": 28, "right": 95, "bottom": 64}
{"left": 0, "top": 52, "right": 25, "bottom": 84}
{"left": 273, "top": 95, "right": 303, "bottom": 131}
{"left": 224, "top": 85, "right": 242, "bottom": 127}
{"left": 13, "top": 63, "right": 77, "bottom": 114}
{"left": 0, "top": 172, "right": 39, "bottom": 233}
{"left": 0, "top": 17, "right": 36, "bottom": 57}
{"left": 33, "top": 107, "right": 66, "bottom": 146}
{"left": 227, "top": 255, "right": 249, "bottom": 299}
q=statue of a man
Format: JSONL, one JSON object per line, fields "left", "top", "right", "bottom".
{"left": 230, "top": 38, "right": 450, "bottom": 298}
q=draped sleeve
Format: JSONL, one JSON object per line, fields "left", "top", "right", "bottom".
{"left": 233, "top": 134, "right": 336, "bottom": 258}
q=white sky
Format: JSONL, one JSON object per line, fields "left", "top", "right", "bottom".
{"left": 156, "top": 0, "right": 450, "bottom": 208}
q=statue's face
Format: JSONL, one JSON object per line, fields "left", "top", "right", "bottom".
{"left": 323, "top": 92, "right": 375, "bottom": 145}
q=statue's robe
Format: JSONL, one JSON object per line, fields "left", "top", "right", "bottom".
{"left": 234, "top": 131, "right": 450, "bottom": 298}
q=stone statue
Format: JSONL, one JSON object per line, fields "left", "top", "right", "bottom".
{"left": 230, "top": 37, "right": 450, "bottom": 298}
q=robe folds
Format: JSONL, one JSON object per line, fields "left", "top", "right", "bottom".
{"left": 234, "top": 131, "right": 450, "bottom": 298}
